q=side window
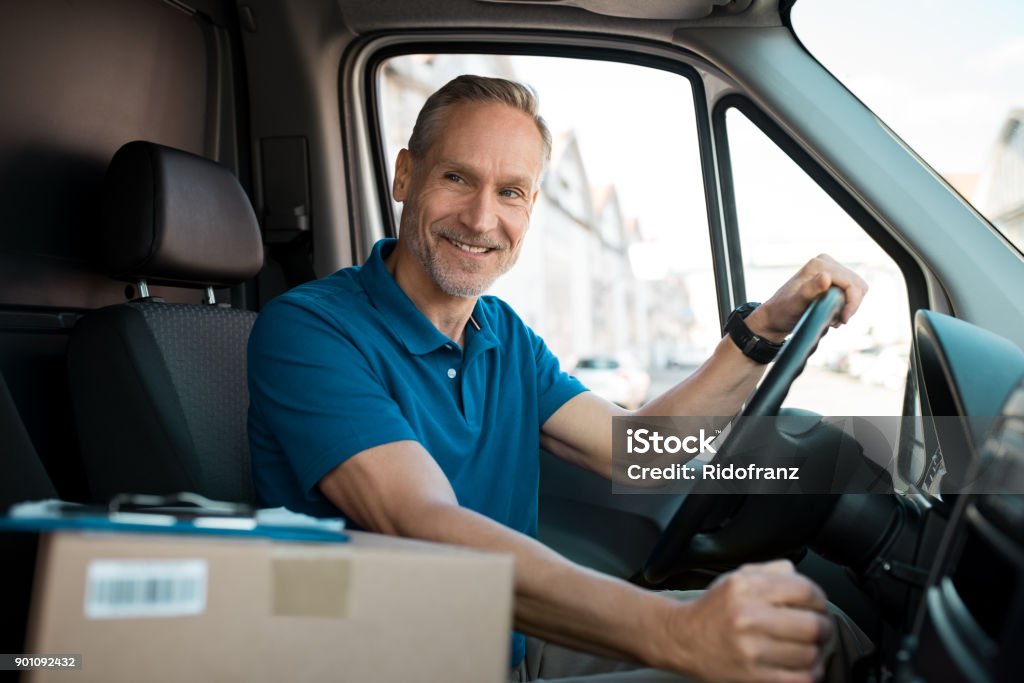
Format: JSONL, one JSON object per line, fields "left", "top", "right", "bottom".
{"left": 377, "top": 55, "right": 719, "bottom": 409}
{"left": 724, "top": 107, "right": 912, "bottom": 415}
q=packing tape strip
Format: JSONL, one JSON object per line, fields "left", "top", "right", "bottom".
{"left": 271, "top": 557, "right": 350, "bottom": 618}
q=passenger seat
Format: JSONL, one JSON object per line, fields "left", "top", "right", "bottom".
{"left": 68, "top": 142, "right": 263, "bottom": 504}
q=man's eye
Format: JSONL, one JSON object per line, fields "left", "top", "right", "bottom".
{"left": 500, "top": 189, "right": 523, "bottom": 199}
{"left": 445, "top": 173, "right": 464, "bottom": 183}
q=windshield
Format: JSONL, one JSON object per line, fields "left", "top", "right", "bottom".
{"left": 791, "top": 0, "right": 1024, "bottom": 254}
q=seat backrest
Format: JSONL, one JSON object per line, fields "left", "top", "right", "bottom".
{"left": 68, "top": 141, "right": 264, "bottom": 504}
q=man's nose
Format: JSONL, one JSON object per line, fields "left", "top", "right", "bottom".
{"left": 459, "top": 189, "right": 499, "bottom": 233}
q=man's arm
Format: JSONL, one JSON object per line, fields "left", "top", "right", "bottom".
{"left": 320, "top": 441, "right": 834, "bottom": 683}
{"left": 541, "top": 254, "right": 869, "bottom": 477}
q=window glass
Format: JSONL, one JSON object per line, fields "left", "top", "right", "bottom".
{"left": 378, "top": 55, "right": 717, "bottom": 409}
{"left": 792, "top": 0, "right": 1024, "bottom": 254}
{"left": 726, "top": 108, "right": 911, "bottom": 416}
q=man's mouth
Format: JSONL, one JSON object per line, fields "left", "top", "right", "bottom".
{"left": 445, "top": 236, "right": 493, "bottom": 254}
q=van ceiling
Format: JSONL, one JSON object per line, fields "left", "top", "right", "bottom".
{"left": 330, "top": 0, "right": 783, "bottom": 38}
{"left": 477, "top": 0, "right": 754, "bottom": 21}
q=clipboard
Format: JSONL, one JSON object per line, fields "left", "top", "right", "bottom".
{"left": 1, "top": 493, "right": 348, "bottom": 543}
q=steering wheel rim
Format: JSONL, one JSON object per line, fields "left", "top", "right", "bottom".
{"left": 642, "top": 287, "right": 846, "bottom": 584}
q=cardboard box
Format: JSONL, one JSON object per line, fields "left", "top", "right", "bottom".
{"left": 24, "top": 530, "right": 514, "bottom": 682}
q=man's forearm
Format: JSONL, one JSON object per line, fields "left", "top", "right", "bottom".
{"left": 389, "top": 498, "right": 683, "bottom": 670}
{"left": 320, "top": 444, "right": 687, "bottom": 669}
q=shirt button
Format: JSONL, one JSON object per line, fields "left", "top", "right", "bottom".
{"left": 445, "top": 344, "right": 453, "bottom": 350}
{"left": 447, "top": 368, "right": 457, "bottom": 379}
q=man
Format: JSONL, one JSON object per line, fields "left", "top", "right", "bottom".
{"left": 248, "top": 75, "right": 870, "bottom": 682}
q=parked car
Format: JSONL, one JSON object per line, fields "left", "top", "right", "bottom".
{"left": 1, "top": 0, "right": 1023, "bottom": 680}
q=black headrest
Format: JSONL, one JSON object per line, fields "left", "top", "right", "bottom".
{"left": 101, "top": 141, "right": 264, "bottom": 288}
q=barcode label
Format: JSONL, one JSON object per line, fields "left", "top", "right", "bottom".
{"left": 84, "top": 559, "right": 208, "bottom": 619}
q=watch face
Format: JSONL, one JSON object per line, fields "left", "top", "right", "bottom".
{"left": 725, "top": 303, "right": 758, "bottom": 333}
{"left": 737, "top": 302, "right": 760, "bottom": 318}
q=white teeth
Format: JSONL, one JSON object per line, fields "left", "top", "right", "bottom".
{"left": 451, "top": 238, "right": 488, "bottom": 254}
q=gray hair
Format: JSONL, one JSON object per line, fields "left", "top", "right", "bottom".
{"left": 407, "top": 74, "right": 552, "bottom": 164}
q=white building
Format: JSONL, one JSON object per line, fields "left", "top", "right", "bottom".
{"left": 975, "top": 109, "right": 1024, "bottom": 249}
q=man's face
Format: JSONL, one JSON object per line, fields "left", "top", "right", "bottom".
{"left": 392, "top": 101, "right": 544, "bottom": 298}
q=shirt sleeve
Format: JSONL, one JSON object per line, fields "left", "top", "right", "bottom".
{"left": 527, "top": 324, "right": 588, "bottom": 426}
{"left": 247, "top": 297, "right": 419, "bottom": 497}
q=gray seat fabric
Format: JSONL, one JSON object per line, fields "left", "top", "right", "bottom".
{"left": 68, "top": 141, "right": 264, "bottom": 504}
{"left": 69, "top": 303, "right": 257, "bottom": 503}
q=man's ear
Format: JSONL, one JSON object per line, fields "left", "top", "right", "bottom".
{"left": 393, "top": 149, "right": 413, "bottom": 202}
{"left": 530, "top": 189, "right": 540, "bottom": 209}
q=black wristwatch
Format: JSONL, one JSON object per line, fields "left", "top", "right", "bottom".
{"left": 723, "top": 302, "right": 784, "bottom": 364}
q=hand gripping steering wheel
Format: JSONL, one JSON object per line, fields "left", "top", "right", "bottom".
{"left": 642, "top": 287, "right": 847, "bottom": 584}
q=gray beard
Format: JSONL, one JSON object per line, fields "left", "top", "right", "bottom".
{"left": 401, "top": 221, "right": 518, "bottom": 298}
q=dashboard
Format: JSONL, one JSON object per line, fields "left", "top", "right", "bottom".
{"left": 905, "top": 311, "right": 1024, "bottom": 682}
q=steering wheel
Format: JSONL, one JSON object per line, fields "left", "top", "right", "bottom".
{"left": 642, "top": 287, "right": 847, "bottom": 584}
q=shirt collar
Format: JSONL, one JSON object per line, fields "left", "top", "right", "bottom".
{"left": 464, "top": 298, "right": 500, "bottom": 363}
{"left": 358, "top": 238, "right": 501, "bottom": 356}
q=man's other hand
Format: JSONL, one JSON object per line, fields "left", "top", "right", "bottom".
{"left": 661, "top": 560, "right": 833, "bottom": 683}
{"left": 744, "top": 254, "right": 868, "bottom": 343}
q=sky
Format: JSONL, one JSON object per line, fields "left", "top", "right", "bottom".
{"left": 791, "top": 0, "right": 1024, "bottom": 174}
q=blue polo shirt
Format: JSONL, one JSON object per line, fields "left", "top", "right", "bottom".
{"left": 248, "top": 238, "right": 586, "bottom": 666}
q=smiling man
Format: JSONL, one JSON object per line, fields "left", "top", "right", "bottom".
{"left": 248, "top": 75, "right": 870, "bottom": 682}
{"left": 386, "top": 95, "right": 540, "bottom": 339}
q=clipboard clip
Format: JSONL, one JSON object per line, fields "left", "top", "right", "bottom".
{"left": 108, "top": 492, "right": 255, "bottom": 519}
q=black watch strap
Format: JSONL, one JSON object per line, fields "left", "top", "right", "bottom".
{"left": 724, "top": 302, "right": 784, "bottom": 364}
